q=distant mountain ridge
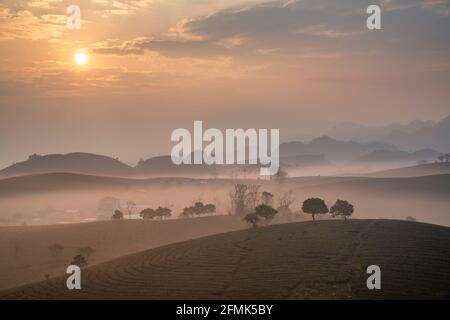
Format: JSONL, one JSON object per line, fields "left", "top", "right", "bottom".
{"left": 383, "top": 115, "right": 450, "bottom": 152}
{"left": 0, "top": 132, "right": 445, "bottom": 178}
{"left": 327, "top": 119, "right": 435, "bottom": 142}
{"left": 327, "top": 115, "right": 450, "bottom": 153}
{"left": 353, "top": 149, "right": 442, "bottom": 165}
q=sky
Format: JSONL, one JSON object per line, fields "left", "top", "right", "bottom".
{"left": 0, "top": 0, "right": 449, "bottom": 167}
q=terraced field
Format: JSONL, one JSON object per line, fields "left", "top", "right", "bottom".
{"left": 1, "top": 220, "right": 449, "bottom": 299}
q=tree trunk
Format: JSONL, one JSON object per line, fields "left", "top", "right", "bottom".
{"left": 312, "top": 214, "right": 316, "bottom": 221}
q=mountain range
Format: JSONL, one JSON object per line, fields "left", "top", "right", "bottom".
{"left": 327, "top": 115, "right": 450, "bottom": 152}
{"left": 0, "top": 136, "right": 443, "bottom": 178}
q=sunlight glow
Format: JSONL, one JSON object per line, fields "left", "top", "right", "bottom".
{"left": 75, "top": 52, "right": 88, "bottom": 65}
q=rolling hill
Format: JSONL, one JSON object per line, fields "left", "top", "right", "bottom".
{"left": 1, "top": 219, "right": 449, "bottom": 299}
{"left": 0, "top": 216, "right": 245, "bottom": 291}
{"left": 352, "top": 149, "right": 441, "bottom": 166}
{"left": 367, "top": 162, "right": 450, "bottom": 178}
{"left": 0, "top": 153, "right": 133, "bottom": 178}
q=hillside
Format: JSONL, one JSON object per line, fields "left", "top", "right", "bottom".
{"left": 280, "top": 136, "right": 399, "bottom": 163}
{"left": 0, "top": 216, "right": 245, "bottom": 290}
{"left": 353, "top": 149, "right": 441, "bottom": 165}
{"left": 1, "top": 220, "right": 449, "bottom": 299}
{"left": 367, "top": 162, "right": 450, "bottom": 178}
{"left": 0, "top": 153, "right": 133, "bottom": 178}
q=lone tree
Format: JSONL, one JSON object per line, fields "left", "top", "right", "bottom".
{"left": 125, "top": 200, "right": 136, "bottom": 219}
{"left": 71, "top": 254, "right": 88, "bottom": 267}
{"left": 302, "top": 198, "right": 328, "bottom": 221}
{"left": 112, "top": 209, "right": 124, "bottom": 220}
{"left": 48, "top": 243, "right": 64, "bottom": 257}
{"left": 255, "top": 204, "right": 278, "bottom": 225}
{"left": 155, "top": 206, "right": 172, "bottom": 220}
{"left": 243, "top": 213, "right": 260, "bottom": 228}
{"left": 329, "top": 200, "right": 354, "bottom": 220}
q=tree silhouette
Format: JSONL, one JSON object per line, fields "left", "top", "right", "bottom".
{"left": 445, "top": 153, "right": 450, "bottom": 163}
{"left": 155, "top": 206, "right": 172, "bottom": 220}
{"left": 140, "top": 208, "right": 157, "bottom": 219}
{"left": 180, "top": 202, "right": 216, "bottom": 218}
{"left": 112, "top": 209, "right": 124, "bottom": 220}
{"left": 243, "top": 213, "right": 260, "bottom": 228}
{"left": 229, "top": 184, "right": 261, "bottom": 216}
{"left": 277, "top": 190, "right": 296, "bottom": 221}
{"left": 329, "top": 199, "right": 354, "bottom": 220}
{"left": 71, "top": 254, "right": 88, "bottom": 267}
{"left": 255, "top": 204, "right": 278, "bottom": 225}
{"left": 302, "top": 198, "right": 328, "bottom": 221}
{"left": 125, "top": 200, "right": 136, "bottom": 219}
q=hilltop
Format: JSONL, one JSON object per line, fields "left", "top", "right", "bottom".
{"left": 2, "top": 220, "right": 449, "bottom": 299}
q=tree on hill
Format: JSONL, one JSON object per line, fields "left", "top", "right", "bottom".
{"left": 329, "top": 200, "right": 354, "bottom": 220}
{"left": 71, "top": 254, "right": 88, "bottom": 268}
{"left": 229, "top": 184, "right": 261, "bottom": 216}
{"left": 112, "top": 209, "right": 124, "bottom": 220}
{"left": 201, "top": 203, "right": 216, "bottom": 215}
{"left": 438, "top": 155, "right": 445, "bottom": 162}
{"left": 254, "top": 204, "right": 278, "bottom": 225}
{"left": 155, "top": 206, "right": 172, "bottom": 220}
{"left": 243, "top": 212, "right": 260, "bottom": 228}
{"left": 140, "top": 208, "right": 157, "bottom": 219}
{"left": 302, "top": 198, "right": 328, "bottom": 221}
{"left": 48, "top": 243, "right": 64, "bottom": 257}
{"left": 277, "top": 190, "right": 296, "bottom": 221}
{"left": 180, "top": 202, "right": 216, "bottom": 218}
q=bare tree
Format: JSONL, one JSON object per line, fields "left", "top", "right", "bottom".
{"left": 277, "top": 190, "right": 296, "bottom": 221}
{"left": 229, "top": 184, "right": 248, "bottom": 215}
{"left": 125, "top": 200, "right": 136, "bottom": 219}
{"left": 245, "top": 185, "right": 261, "bottom": 212}
{"left": 229, "top": 184, "right": 261, "bottom": 216}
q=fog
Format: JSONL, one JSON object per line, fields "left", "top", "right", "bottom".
{"left": 1, "top": 171, "right": 449, "bottom": 227}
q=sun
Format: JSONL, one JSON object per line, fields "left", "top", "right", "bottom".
{"left": 75, "top": 52, "right": 88, "bottom": 65}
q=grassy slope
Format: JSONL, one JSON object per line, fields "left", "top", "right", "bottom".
{"left": 2, "top": 219, "right": 449, "bottom": 299}
{"left": 0, "top": 216, "right": 245, "bottom": 291}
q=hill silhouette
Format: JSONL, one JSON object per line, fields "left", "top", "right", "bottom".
{"left": 0, "top": 153, "right": 133, "bottom": 178}
{"left": 1, "top": 220, "right": 449, "bottom": 299}
{"left": 367, "top": 162, "right": 450, "bottom": 178}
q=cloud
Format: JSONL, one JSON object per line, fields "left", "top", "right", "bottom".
{"left": 0, "top": 6, "right": 66, "bottom": 40}
{"left": 92, "top": 0, "right": 449, "bottom": 60}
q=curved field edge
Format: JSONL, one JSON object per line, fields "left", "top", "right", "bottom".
{"left": 1, "top": 219, "right": 449, "bottom": 300}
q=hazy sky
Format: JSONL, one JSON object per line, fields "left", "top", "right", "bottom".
{"left": 0, "top": 0, "right": 449, "bottom": 167}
